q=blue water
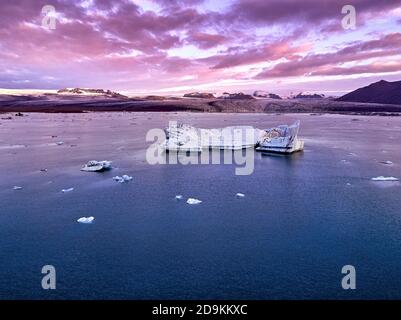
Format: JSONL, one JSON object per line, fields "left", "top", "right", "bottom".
{"left": 1, "top": 112, "right": 401, "bottom": 299}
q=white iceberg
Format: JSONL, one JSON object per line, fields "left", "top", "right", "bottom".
{"left": 379, "top": 161, "right": 393, "bottom": 165}
{"left": 56, "top": 141, "right": 64, "bottom": 146}
{"left": 77, "top": 216, "right": 95, "bottom": 224}
{"left": 371, "top": 176, "right": 399, "bottom": 181}
{"left": 256, "top": 121, "right": 304, "bottom": 154}
{"left": 113, "top": 175, "right": 133, "bottom": 183}
{"left": 81, "top": 160, "right": 112, "bottom": 172}
{"left": 163, "top": 121, "right": 304, "bottom": 154}
{"left": 187, "top": 198, "right": 202, "bottom": 205}
{"left": 62, "top": 188, "right": 74, "bottom": 193}
{"left": 13, "top": 186, "right": 22, "bottom": 190}
{"left": 163, "top": 122, "right": 262, "bottom": 152}
{"left": 175, "top": 195, "right": 183, "bottom": 200}
{"left": 236, "top": 193, "right": 245, "bottom": 197}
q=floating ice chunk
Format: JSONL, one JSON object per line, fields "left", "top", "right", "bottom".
{"left": 379, "top": 161, "right": 393, "bottom": 165}
{"left": 236, "top": 193, "right": 245, "bottom": 197}
{"left": 371, "top": 176, "right": 399, "bottom": 181}
{"left": 62, "top": 188, "right": 74, "bottom": 193}
{"left": 56, "top": 141, "right": 64, "bottom": 146}
{"left": 113, "top": 175, "right": 133, "bottom": 183}
{"left": 81, "top": 160, "right": 112, "bottom": 172}
{"left": 13, "top": 186, "right": 22, "bottom": 190}
{"left": 122, "top": 175, "right": 133, "bottom": 181}
{"left": 187, "top": 198, "right": 202, "bottom": 205}
{"left": 175, "top": 195, "right": 183, "bottom": 200}
{"left": 113, "top": 176, "right": 124, "bottom": 183}
{"left": 346, "top": 183, "right": 352, "bottom": 186}
{"left": 77, "top": 216, "right": 94, "bottom": 224}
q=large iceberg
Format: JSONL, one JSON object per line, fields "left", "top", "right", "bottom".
{"left": 163, "top": 121, "right": 304, "bottom": 154}
{"left": 164, "top": 122, "right": 264, "bottom": 152}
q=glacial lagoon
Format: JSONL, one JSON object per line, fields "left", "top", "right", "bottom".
{"left": 0, "top": 112, "right": 401, "bottom": 299}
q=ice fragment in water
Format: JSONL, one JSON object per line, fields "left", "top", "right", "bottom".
{"left": 371, "top": 176, "right": 399, "bottom": 181}
{"left": 77, "top": 217, "right": 95, "bottom": 224}
{"left": 81, "top": 160, "right": 112, "bottom": 172}
{"left": 186, "top": 198, "right": 202, "bottom": 204}
{"left": 113, "top": 175, "right": 133, "bottom": 183}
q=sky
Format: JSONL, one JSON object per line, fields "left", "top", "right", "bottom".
{"left": 0, "top": 0, "right": 401, "bottom": 96}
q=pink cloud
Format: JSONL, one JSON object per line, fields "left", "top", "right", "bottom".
{"left": 186, "top": 32, "right": 228, "bottom": 49}
{"left": 311, "top": 62, "right": 401, "bottom": 76}
{"left": 255, "top": 33, "right": 401, "bottom": 79}
{"left": 227, "top": 0, "right": 401, "bottom": 26}
{"left": 208, "top": 41, "right": 311, "bottom": 69}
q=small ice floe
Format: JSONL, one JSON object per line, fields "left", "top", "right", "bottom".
{"left": 81, "top": 160, "right": 112, "bottom": 172}
{"left": 40, "top": 168, "right": 48, "bottom": 172}
{"left": 236, "top": 193, "right": 245, "bottom": 197}
{"left": 371, "top": 176, "right": 399, "bottom": 181}
{"left": 186, "top": 198, "right": 202, "bottom": 205}
{"left": 346, "top": 183, "right": 352, "bottom": 186}
{"left": 77, "top": 216, "right": 94, "bottom": 224}
{"left": 379, "top": 161, "right": 393, "bottom": 165}
{"left": 56, "top": 141, "right": 64, "bottom": 146}
{"left": 61, "top": 188, "right": 74, "bottom": 193}
{"left": 113, "top": 175, "right": 133, "bottom": 183}
{"left": 13, "top": 186, "right": 22, "bottom": 190}
{"left": 175, "top": 195, "right": 183, "bottom": 200}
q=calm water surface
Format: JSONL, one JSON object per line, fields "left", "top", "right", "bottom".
{"left": 0, "top": 112, "right": 401, "bottom": 299}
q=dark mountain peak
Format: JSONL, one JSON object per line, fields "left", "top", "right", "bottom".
{"left": 337, "top": 80, "right": 401, "bottom": 105}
